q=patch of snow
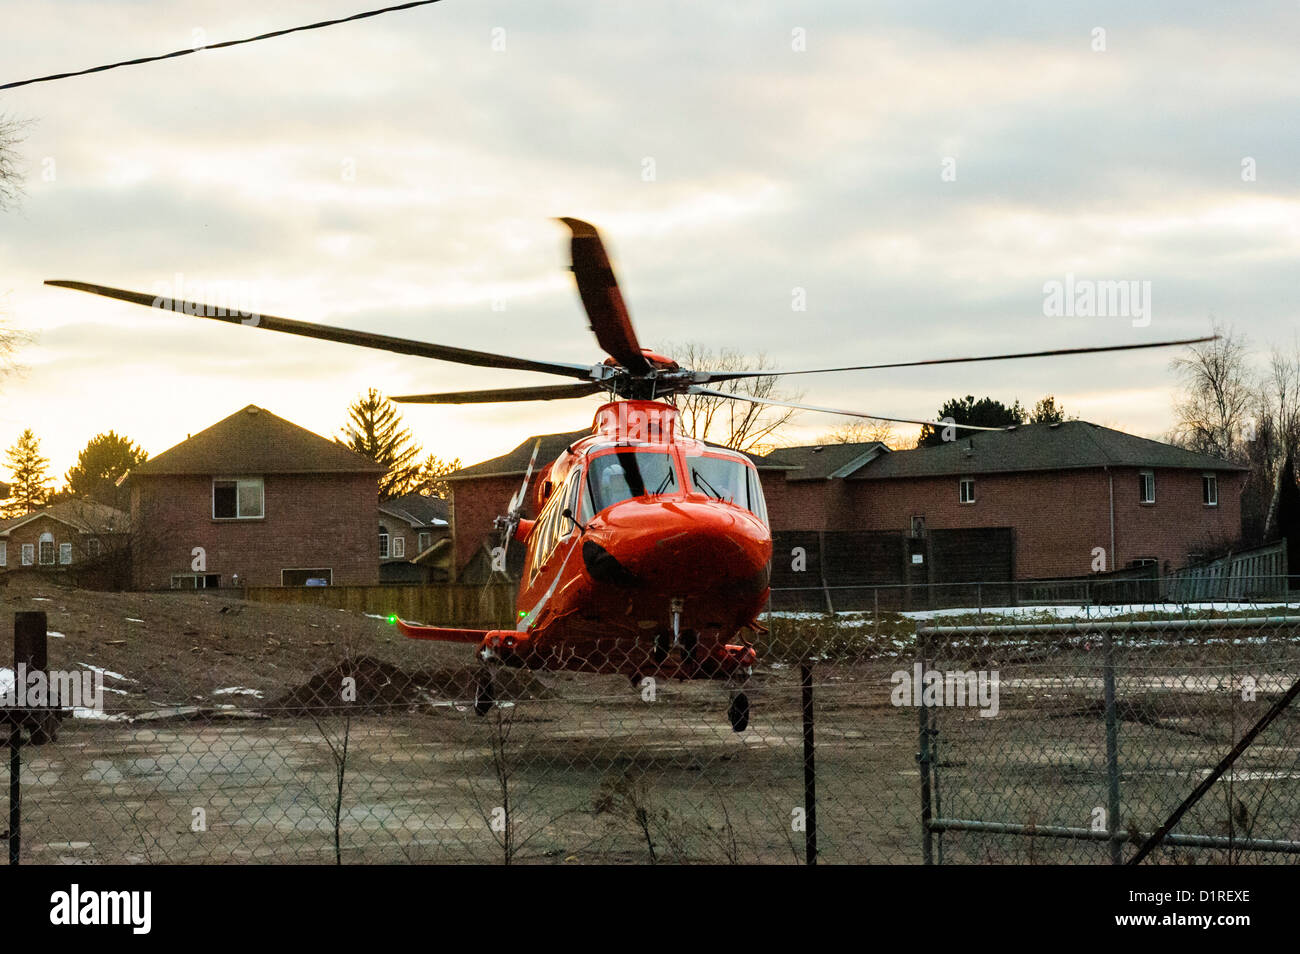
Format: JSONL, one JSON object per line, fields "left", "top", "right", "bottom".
{"left": 77, "top": 663, "right": 136, "bottom": 683}
{"left": 213, "top": 687, "right": 263, "bottom": 698}
{"left": 31, "top": 597, "right": 51, "bottom": 602}
{"left": 125, "top": 617, "right": 144, "bottom": 623}
{"left": 47, "top": 631, "right": 66, "bottom": 639}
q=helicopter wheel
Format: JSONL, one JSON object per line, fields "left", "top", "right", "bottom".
{"left": 727, "top": 692, "right": 750, "bottom": 733}
{"left": 474, "top": 669, "right": 495, "bottom": 717}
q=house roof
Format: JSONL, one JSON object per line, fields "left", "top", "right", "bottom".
{"left": 759, "top": 441, "right": 889, "bottom": 481}
{"left": 380, "top": 492, "right": 449, "bottom": 527}
{"left": 447, "top": 430, "right": 593, "bottom": 481}
{"left": 131, "top": 405, "right": 386, "bottom": 476}
{"left": 847, "top": 421, "right": 1248, "bottom": 480}
{"left": 0, "top": 499, "right": 128, "bottom": 536}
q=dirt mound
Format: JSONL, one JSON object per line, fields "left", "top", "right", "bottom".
{"left": 271, "top": 655, "right": 551, "bottom": 714}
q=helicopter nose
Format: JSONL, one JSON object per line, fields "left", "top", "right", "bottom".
{"left": 585, "top": 499, "right": 770, "bottom": 592}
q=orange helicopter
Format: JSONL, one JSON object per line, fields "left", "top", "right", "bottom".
{"left": 48, "top": 218, "right": 1211, "bottom": 731}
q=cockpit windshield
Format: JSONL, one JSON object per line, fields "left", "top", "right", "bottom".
{"left": 687, "top": 453, "right": 768, "bottom": 523}
{"left": 586, "top": 451, "right": 678, "bottom": 513}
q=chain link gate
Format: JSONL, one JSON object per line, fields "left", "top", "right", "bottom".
{"left": 917, "top": 610, "right": 1300, "bottom": 864}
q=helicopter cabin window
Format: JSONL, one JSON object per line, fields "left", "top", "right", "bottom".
{"left": 586, "top": 451, "right": 678, "bottom": 514}
{"left": 213, "top": 477, "right": 264, "bottom": 520}
{"left": 681, "top": 451, "right": 767, "bottom": 523}
{"left": 527, "top": 469, "right": 582, "bottom": 581}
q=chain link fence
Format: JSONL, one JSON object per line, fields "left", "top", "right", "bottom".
{"left": 1, "top": 576, "right": 1297, "bottom": 863}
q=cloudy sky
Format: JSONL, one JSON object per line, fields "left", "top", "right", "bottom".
{"left": 1, "top": 0, "right": 1297, "bottom": 479}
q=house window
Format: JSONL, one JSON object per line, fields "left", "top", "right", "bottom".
{"left": 282, "top": 568, "right": 331, "bottom": 587}
{"left": 38, "top": 532, "right": 55, "bottom": 565}
{"left": 417, "top": 531, "right": 432, "bottom": 552}
{"left": 87, "top": 538, "right": 102, "bottom": 558}
{"left": 0, "top": 541, "right": 5, "bottom": 566}
{"left": 959, "top": 478, "right": 975, "bottom": 504}
{"left": 171, "top": 574, "right": 222, "bottom": 589}
{"left": 379, "top": 527, "right": 389, "bottom": 558}
{"left": 59, "top": 543, "right": 72, "bottom": 565}
{"left": 392, "top": 536, "right": 405, "bottom": 558}
{"left": 213, "top": 477, "right": 264, "bottom": 519}
{"left": 909, "top": 515, "right": 926, "bottom": 538}
{"left": 1129, "top": 557, "right": 1157, "bottom": 568}
{"left": 21, "top": 544, "right": 34, "bottom": 566}
{"left": 1139, "top": 471, "right": 1155, "bottom": 504}
{"left": 1202, "top": 474, "right": 1218, "bottom": 506}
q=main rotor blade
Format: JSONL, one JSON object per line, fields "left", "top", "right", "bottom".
{"left": 699, "top": 336, "right": 1219, "bottom": 384}
{"left": 393, "top": 382, "right": 605, "bottom": 404}
{"left": 688, "top": 387, "right": 1009, "bottom": 432}
{"left": 45, "top": 280, "right": 598, "bottom": 380}
{"left": 558, "top": 218, "right": 652, "bottom": 374}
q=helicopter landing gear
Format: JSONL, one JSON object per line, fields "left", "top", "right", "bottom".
{"left": 473, "top": 668, "right": 495, "bottom": 716}
{"left": 727, "top": 691, "right": 750, "bottom": 733}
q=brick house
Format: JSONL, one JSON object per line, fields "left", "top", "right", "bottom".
{"left": 378, "top": 492, "right": 451, "bottom": 583}
{"left": 126, "top": 405, "right": 384, "bottom": 589}
{"left": 446, "top": 418, "right": 1246, "bottom": 583}
{"left": 764, "top": 421, "right": 1247, "bottom": 579}
{"left": 0, "top": 499, "right": 128, "bottom": 577}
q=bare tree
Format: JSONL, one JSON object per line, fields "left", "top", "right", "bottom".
{"left": 659, "top": 343, "right": 802, "bottom": 454}
{"left": 0, "top": 114, "right": 28, "bottom": 211}
{"left": 1255, "top": 343, "right": 1300, "bottom": 539}
{"left": 817, "top": 418, "right": 896, "bottom": 448}
{"left": 1169, "top": 321, "right": 1253, "bottom": 462}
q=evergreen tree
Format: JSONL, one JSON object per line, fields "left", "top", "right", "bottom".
{"left": 3, "top": 428, "right": 51, "bottom": 516}
{"left": 916, "top": 396, "right": 1026, "bottom": 447}
{"left": 339, "top": 389, "right": 423, "bottom": 499}
{"left": 64, "top": 431, "right": 148, "bottom": 506}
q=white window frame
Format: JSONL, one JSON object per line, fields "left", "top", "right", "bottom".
{"left": 38, "top": 532, "right": 55, "bottom": 565}
{"left": 21, "top": 544, "right": 34, "bottom": 566}
{"left": 959, "top": 477, "right": 975, "bottom": 504}
{"left": 392, "top": 536, "right": 405, "bottom": 558}
{"left": 59, "top": 542, "right": 72, "bottom": 565}
{"left": 1139, "top": 470, "right": 1156, "bottom": 504}
{"left": 379, "top": 528, "right": 390, "bottom": 558}
{"left": 0, "top": 541, "right": 6, "bottom": 566}
{"left": 417, "top": 531, "right": 432, "bottom": 552}
{"left": 1202, "top": 473, "right": 1218, "bottom": 507}
{"left": 213, "top": 476, "right": 265, "bottom": 520}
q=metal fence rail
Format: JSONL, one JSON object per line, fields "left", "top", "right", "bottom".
{"left": 2, "top": 578, "right": 1298, "bottom": 864}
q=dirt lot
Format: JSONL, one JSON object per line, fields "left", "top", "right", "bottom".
{"left": 3, "top": 578, "right": 1299, "bottom": 864}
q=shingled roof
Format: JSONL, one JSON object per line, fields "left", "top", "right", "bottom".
{"left": 447, "top": 429, "right": 592, "bottom": 481}
{"left": 759, "top": 441, "right": 889, "bottom": 481}
{"left": 380, "top": 492, "right": 449, "bottom": 527}
{"left": 847, "top": 421, "right": 1247, "bottom": 480}
{"left": 131, "top": 405, "right": 385, "bottom": 476}
{"left": 0, "top": 499, "right": 128, "bottom": 535}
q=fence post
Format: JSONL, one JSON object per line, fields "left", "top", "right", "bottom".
{"left": 917, "top": 627, "right": 934, "bottom": 864}
{"left": 800, "top": 663, "right": 817, "bottom": 865}
{"left": 1103, "top": 627, "right": 1122, "bottom": 864}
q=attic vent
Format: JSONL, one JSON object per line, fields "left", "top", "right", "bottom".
{"left": 246, "top": 407, "right": 260, "bottom": 416}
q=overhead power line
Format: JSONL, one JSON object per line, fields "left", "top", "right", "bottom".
{"left": 1, "top": 0, "right": 446, "bottom": 91}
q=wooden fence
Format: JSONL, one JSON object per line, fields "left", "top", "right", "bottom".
{"left": 244, "top": 582, "right": 518, "bottom": 628}
{"left": 1165, "top": 540, "right": 1290, "bottom": 601}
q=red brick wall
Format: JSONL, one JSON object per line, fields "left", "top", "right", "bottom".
{"left": 449, "top": 475, "right": 527, "bottom": 577}
{"left": 132, "top": 473, "right": 380, "bottom": 588}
